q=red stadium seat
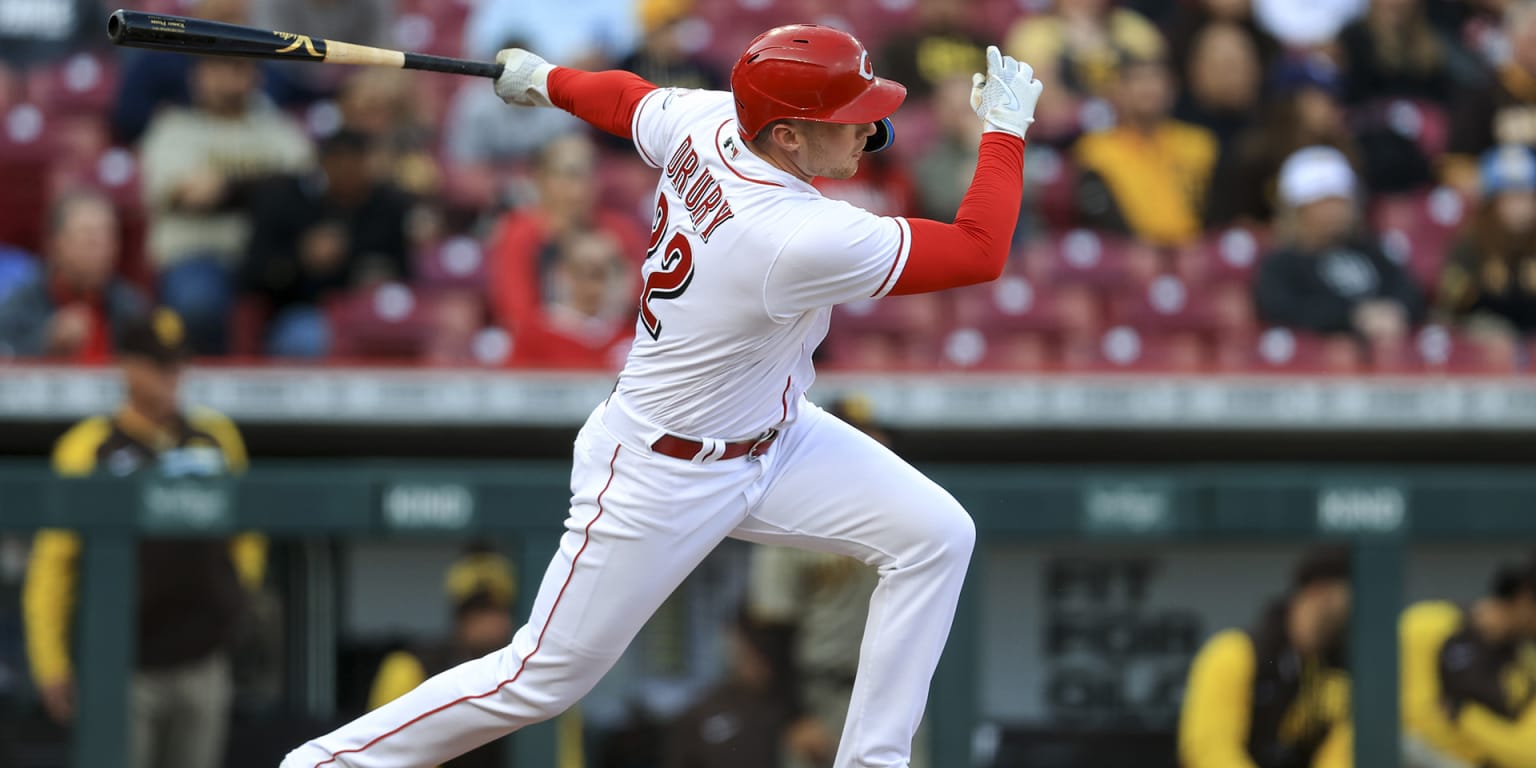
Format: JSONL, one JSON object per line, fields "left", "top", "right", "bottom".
{"left": 952, "top": 274, "right": 1090, "bottom": 332}
{"left": 976, "top": 0, "right": 1037, "bottom": 35}
{"left": 415, "top": 235, "right": 488, "bottom": 290}
{"left": 1174, "top": 225, "right": 1269, "bottom": 286}
{"left": 1372, "top": 325, "right": 1521, "bottom": 374}
{"left": 937, "top": 326, "right": 1054, "bottom": 371}
{"left": 832, "top": 292, "right": 946, "bottom": 334}
{"left": 1108, "top": 276, "right": 1255, "bottom": 337}
{"left": 1371, "top": 186, "right": 1467, "bottom": 295}
{"left": 1024, "top": 228, "right": 1156, "bottom": 289}
{"left": 1027, "top": 145, "right": 1077, "bottom": 230}
{"left": 1060, "top": 326, "right": 1211, "bottom": 372}
{"left": 326, "top": 283, "right": 437, "bottom": 360}
{"left": 823, "top": 293, "right": 948, "bottom": 370}
{"left": 0, "top": 104, "right": 56, "bottom": 252}
{"left": 228, "top": 295, "right": 273, "bottom": 359}
{"left": 25, "top": 52, "right": 118, "bottom": 116}
{"left": 820, "top": 330, "right": 942, "bottom": 370}
{"left": 1220, "top": 327, "right": 1365, "bottom": 373}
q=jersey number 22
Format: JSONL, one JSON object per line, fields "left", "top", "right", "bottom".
{"left": 640, "top": 195, "right": 694, "bottom": 341}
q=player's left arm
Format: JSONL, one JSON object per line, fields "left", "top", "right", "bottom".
{"left": 890, "top": 46, "right": 1042, "bottom": 295}
{"left": 494, "top": 49, "right": 657, "bottom": 140}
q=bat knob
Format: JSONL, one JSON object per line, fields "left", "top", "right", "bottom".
{"left": 106, "top": 9, "right": 127, "bottom": 44}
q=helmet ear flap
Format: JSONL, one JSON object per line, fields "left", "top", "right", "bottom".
{"left": 864, "top": 117, "right": 895, "bottom": 153}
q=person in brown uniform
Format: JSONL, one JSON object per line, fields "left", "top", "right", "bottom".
{"left": 22, "top": 307, "right": 265, "bottom": 768}
{"left": 1179, "top": 546, "right": 1354, "bottom": 768}
{"left": 1401, "top": 561, "right": 1536, "bottom": 768}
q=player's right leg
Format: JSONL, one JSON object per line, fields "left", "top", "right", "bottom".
{"left": 280, "top": 400, "right": 757, "bottom": 768}
{"left": 733, "top": 402, "right": 975, "bottom": 768}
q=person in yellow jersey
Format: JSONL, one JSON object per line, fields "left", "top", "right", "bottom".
{"left": 22, "top": 307, "right": 266, "bottom": 768}
{"left": 1401, "top": 560, "right": 1536, "bottom": 768}
{"left": 1179, "top": 546, "right": 1354, "bottom": 768}
{"left": 367, "top": 542, "right": 519, "bottom": 768}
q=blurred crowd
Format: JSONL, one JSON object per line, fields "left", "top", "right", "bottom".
{"left": 1, "top": 0, "right": 1536, "bottom": 372}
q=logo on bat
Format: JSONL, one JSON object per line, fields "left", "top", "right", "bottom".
{"left": 275, "top": 31, "right": 322, "bottom": 58}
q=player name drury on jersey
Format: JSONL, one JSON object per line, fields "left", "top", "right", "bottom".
{"left": 664, "top": 135, "right": 737, "bottom": 243}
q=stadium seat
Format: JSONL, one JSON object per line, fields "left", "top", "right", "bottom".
{"left": 1108, "top": 276, "right": 1255, "bottom": 339}
{"left": 823, "top": 293, "right": 948, "bottom": 370}
{"left": 1372, "top": 324, "right": 1520, "bottom": 374}
{"left": 937, "top": 326, "right": 1053, "bottom": 371}
{"left": 1174, "top": 225, "right": 1269, "bottom": 285}
{"left": 833, "top": 292, "right": 946, "bottom": 334}
{"left": 1027, "top": 145, "right": 1077, "bottom": 230}
{"left": 951, "top": 274, "right": 1097, "bottom": 333}
{"left": 1221, "top": 327, "right": 1365, "bottom": 373}
{"left": 416, "top": 235, "right": 489, "bottom": 290}
{"left": 25, "top": 52, "right": 118, "bottom": 116}
{"left": 228, "top": 295, "right": 273, "bottom": 359}
{"left": 1059, "top": 326, "right": 1211, "bottom": 372}
{"left": 1023, "top": 228, "right": 1156, "bottom": 289}
{"left": 0, "top": 104, "right": 56, "bottom": 252}
{"left": 326, "top": 283, "right": 437, "bottom": 360}
{"left": 1371, "top": 186, "right": 1467, "bottom": 294}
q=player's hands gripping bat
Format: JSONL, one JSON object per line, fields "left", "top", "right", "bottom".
{"left": 493, "top": 48, "right": 555, "bottom": 107}
{"left": 106, "top": 9, "right": 504, "bottom": 79}
{"left": 969, "top": 45, "right": 1044, "bottom": 139}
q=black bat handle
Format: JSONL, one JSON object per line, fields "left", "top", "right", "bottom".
{"left": 403, "top": 52, "right": 504, "bottom": 79}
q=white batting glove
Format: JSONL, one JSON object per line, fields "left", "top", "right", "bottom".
{"left": 969, "top": 45, "right": 1043, "bottom": 139}
{"left": 494, "top": 48, "right": 555, "bottom": 107}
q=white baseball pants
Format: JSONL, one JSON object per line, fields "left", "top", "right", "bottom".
{"left": 281, "top": 395, "right": 975, "bottom": 768}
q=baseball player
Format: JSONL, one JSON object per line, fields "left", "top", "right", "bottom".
{"left": 283, "top": 25, "right": 1041, "bottom": 768}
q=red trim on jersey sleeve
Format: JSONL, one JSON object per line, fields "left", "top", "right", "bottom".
{"left": 889, "top": 134, "right": 1026, "bottom": 295}
{"left": 631, "top": 89, "right": 664, "bottom": 167}
{"left": 547, "top": 67, "right": 658, "bottom": 140}
{"left": 871, "top": 218, "right": 908, "bottom": 297}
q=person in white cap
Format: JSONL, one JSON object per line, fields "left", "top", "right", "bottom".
{"left": 1252, "top": 145, "right": 1424, "bottom": 350}
{"left": 1252, "top": 0, "right": 1366, "bottom": 50}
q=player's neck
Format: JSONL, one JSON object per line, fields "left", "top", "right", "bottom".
{"left": 747, "top": 139, "right": 814, "bottom": 184}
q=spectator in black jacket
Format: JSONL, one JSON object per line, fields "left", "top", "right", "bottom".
{"left": 1337, "top": 0, "right": 1454, "bottom": 107}
{"left": 242, "top": 129, "right": 411, "bottom": 358}
{"left": 1254, "top": 146, "right": 1425, "bottom": 349}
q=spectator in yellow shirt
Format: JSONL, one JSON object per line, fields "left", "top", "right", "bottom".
{"left": 1179, "top": 546, "right": 1354, "bottom": 768}
{"left": 1074, "top": 56, "right": 1219, "bottom": 247}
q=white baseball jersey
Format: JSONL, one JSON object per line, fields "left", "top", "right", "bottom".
{"left": 282, "top": 77, "right": 982, "bottom": 768}
{"left": 615, "top": 88, "right": 914, "bottom": 440}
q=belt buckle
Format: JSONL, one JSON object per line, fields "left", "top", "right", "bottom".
{"left": 747, "top": 428, "right": 777, "bottom": 461}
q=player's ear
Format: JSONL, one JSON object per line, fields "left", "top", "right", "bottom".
{"left": 769, "top": 120, "right": 805, "bottom": 154}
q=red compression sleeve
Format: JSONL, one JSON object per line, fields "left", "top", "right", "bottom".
{"left": 890, "top": 133, "right": 1026, "bottom": 295}
{"left": 546, "top": 67, "right": 658, "bottom": 140}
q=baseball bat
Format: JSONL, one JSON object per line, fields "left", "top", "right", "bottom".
{"left": 106, "top": 9, "right": 504, "bottom": 79}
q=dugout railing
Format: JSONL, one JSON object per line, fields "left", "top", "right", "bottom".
{"left": 3, "top": 461, "right": 1533, "bottom": 768}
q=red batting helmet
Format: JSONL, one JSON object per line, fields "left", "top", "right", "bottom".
{"left": 730, "top": 25, "right": 907, "bottom": 153}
